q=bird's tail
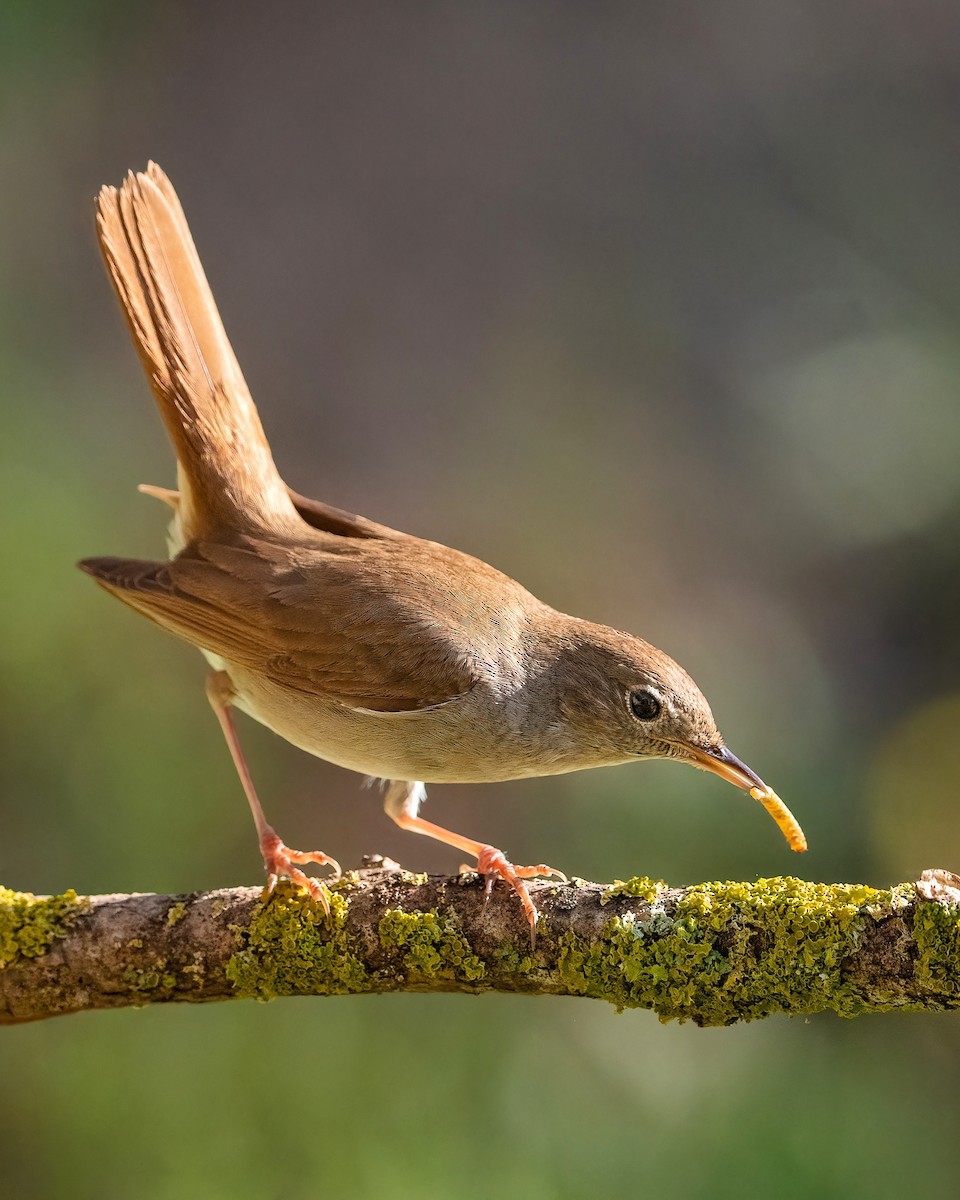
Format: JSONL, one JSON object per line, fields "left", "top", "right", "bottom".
{"left": 95, "top": 163, "right": 299, "bottom": 541}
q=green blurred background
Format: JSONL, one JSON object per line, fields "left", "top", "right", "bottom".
{"left": 3, "top": 2, "right": 960, "bottom": 1195}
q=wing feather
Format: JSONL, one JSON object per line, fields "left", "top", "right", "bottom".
{"left": 79, "top": 534, "right": 494, "bottom": 712}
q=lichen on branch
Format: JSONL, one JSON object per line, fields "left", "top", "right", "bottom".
{"left": 2, "top": 866, "right": 959, "bottom": 1025}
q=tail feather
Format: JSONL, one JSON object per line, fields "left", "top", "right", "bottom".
{"left": 95, "top": 163, "right": 297, "bottom": 539}
{"left": 138, "top": 482, "right": 180, "bottom": 510}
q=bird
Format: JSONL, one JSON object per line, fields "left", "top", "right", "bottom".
{"left": 80, "top": 163, "right": 806, "bottom": 939}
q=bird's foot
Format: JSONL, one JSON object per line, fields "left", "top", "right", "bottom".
{"left": 462, "top": 845, "right": 566, "bottom": 946}
{"left": 260, "top": 828, "right": 341, "bottom": 918}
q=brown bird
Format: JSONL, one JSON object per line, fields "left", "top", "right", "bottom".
{"left": 80, "top": 163, "right": 806, "bottom": 937}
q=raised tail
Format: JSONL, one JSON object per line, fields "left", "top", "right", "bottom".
{"left": 95, "top": 163, "right": 299, "bottom": 540}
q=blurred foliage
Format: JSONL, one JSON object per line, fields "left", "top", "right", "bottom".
{"left": 2, "top": 1, "right": 960, "bottom": 1196}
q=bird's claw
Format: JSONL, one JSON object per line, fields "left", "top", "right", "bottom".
{"left": 461, "top": 845, "right": 565, "bottom": 946}
{"left": 260, "top": 830, "right": 341, "bottom": 919}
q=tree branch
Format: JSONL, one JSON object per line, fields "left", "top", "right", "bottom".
{"left": 3, "top": 864, "right": 960, "bottom": 1025}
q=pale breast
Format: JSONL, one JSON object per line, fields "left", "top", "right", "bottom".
{"left": 224, "top": 658, "right": 575, "bottom": 784}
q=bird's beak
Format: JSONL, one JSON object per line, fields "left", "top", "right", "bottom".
{"left": 688, "top": 744, "right": 765, "bottom": 791}
{"left": 683, "top": 744, "right": 808, "bottom": 853}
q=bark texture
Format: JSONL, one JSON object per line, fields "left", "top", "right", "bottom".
{"left": 2, "top": 864, "right": 959, "bottom": 1026}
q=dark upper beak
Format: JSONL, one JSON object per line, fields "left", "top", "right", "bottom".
{"left": 686, "top": 744, "right": 767, "bottom": 793}
{"left": 681, "top": 743, "right": 807, "bottom": 853}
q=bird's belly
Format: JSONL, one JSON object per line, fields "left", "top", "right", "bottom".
{"left": 223, "top": 662, "right": 568, "bottom": 785}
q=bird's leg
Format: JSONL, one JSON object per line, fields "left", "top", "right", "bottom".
{"left": 383, "top": 780, "right": 565, "bottom": 943}
{"left": 205, "top": 671, "right": 340, "bottom": 915}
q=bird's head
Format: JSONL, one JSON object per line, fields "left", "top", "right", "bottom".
{"left": 543, "top": 619, "right": 806, "bottom": 852}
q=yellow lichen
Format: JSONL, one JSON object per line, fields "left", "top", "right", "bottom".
{"left": 558, "top": 876, "right": 923, "bottom": 1025}
{"left": 601, "top": 876, "right": 667, "bottom": 905}
{"left": 0, "top": 887, "right": 87, "bottom": 969}
{"left": 122, "top": 964, "right": 176, "bottom": 991}
{"left": 913, "top": 890, "right": 960, "bottom": 996}
{"left": 225, "top": 882, "right": 372, "bottom": 1000}
{"left": 378, "top": 908, "right": 486, "bottom": 983}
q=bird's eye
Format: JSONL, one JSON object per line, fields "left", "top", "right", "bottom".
{"left": 629, "top": 688, "right": 662, "bottom": 721}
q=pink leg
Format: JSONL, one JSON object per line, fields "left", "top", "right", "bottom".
{"left": 383, "top": 781, "right": 565, "bottom": 944}
{"left": 206, "top": 671, "right": 340, "bottom": 915}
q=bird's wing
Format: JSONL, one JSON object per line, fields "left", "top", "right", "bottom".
{"left": 78, "top": 536, "right": 488, "bottom": 712}
{"left": 138, "top": 480, "right": 408, "bottom": 542}
{"left": 286, "top": 488, "right": 397, "bottom": 540}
